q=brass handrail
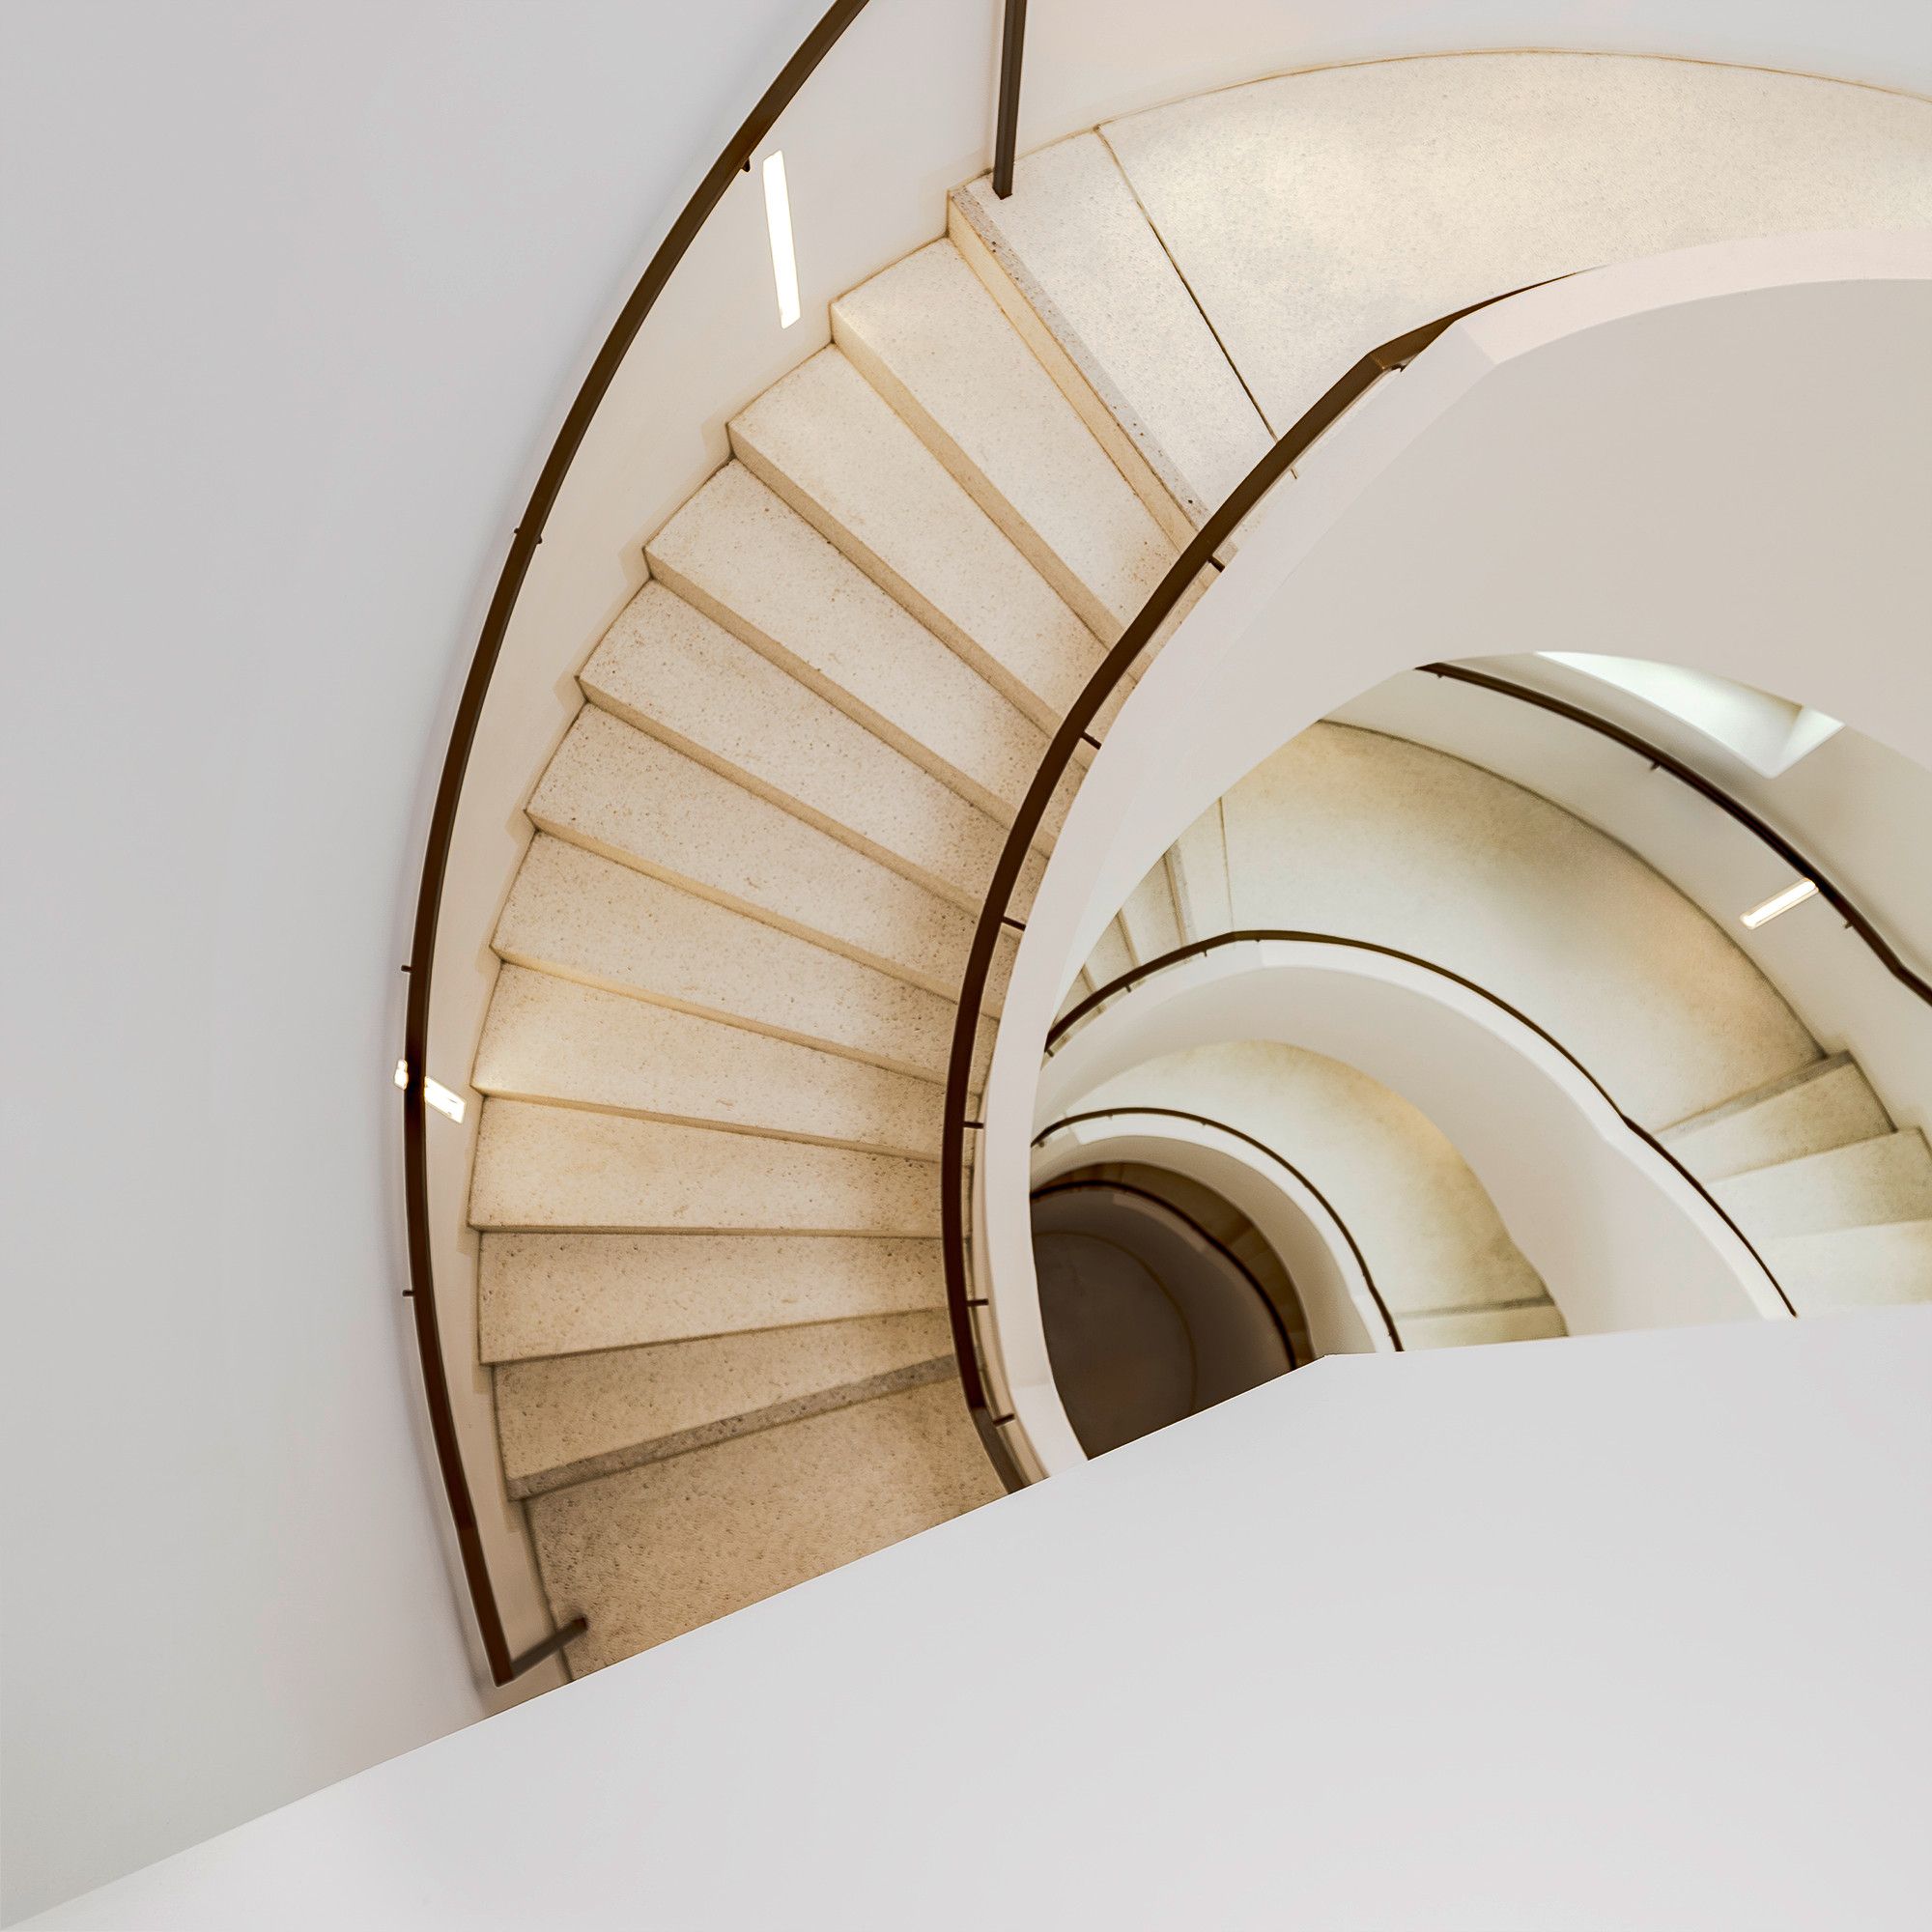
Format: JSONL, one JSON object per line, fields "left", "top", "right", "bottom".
{"left": 398, "top": 0, "right": 873, "bottom": 1687}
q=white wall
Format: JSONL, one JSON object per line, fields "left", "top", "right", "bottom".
{"left": 0, "top": 1, "right": 869, "bottom": 1920}
{"left": 23, "top": 1308, "right": 1932, "bottom": 1929}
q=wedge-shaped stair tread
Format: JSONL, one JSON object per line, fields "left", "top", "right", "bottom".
{"left": 530, "top": 705, "right": 975, "bottom": 994}
{"left": 496, "top": 836, "right": 978, "bottom": 1079}
{"left": 469, "top": 1100, "right": 938, "bottom": 1235}
{"left": 1661, "top": 1054, "right": 1890, "bottom": 1183}
{"left": 1169, "top": 801, "right": 1233, "bottom": 940}
{"left": 952, "top": 131, "right": 1271, "bottom": 529}
{"left": 1714, "top": 1129, "right": 1932, "bottom": 1242}
{"left": 528, "top": 1378, "right": 1004, "bottom": 1671}
{"left": 582, "top": 582, "right": 1021, "bottom": 909}
{"left": 1400, "top": 1302, "right": 1568, "bottom": 1350}
{"left": 1097, "top": 54, "right": 1932, "bottom": 435}
{"left": 833, "top": 240, "right": 1177, "bottom": 639}
{"left": 1119, "top": 859, "right": 1182, "bottom": 964}
{"left": 647, "top": 463, "right": 1048, "bottom": 825}
{"left": 1762, "top": 1220, "right": 1932, "bottom": 1317}
{"left": 497, "top": 1310, "right": 954, "bottom": 1496}
{"left": 730, "top": 349, "right": 1105, "bottom": 729}
{"left": 1083, "top": 917, "right": 1132, "bottom": 990}
{"left": 479, "top": 1231, "right": 947, "bottom": 1363}
{"left": 473, "top": 965, "right": 943, "bottom": 1158}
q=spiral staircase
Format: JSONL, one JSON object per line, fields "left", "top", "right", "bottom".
{"left": 461, "top": 53, "right": 1932, "bottom": 1677}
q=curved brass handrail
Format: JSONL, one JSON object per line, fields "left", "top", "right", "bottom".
{"left": 1040, "top": 928, "right": 1799, "bottom": 1320}
{"left": 940, "top": 285, "right": 1562, "bottom": 1492}
{"left": 1034, "top": 1111, "right": 1400, "bottom": 1352}
{"left": 398, "top": 1, "right": 873, "bottom": 1686}
{"left": 1418, "top": 663, "right": 1932, "bottom": 1007}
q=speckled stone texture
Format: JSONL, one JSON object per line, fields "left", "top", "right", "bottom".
{"left": 495, "top": 836, "right": 981, "bottom": 1078}
{"left": 648, "top": 462, "right": 1051, "bottom": 828}
{"left": 529, "top": 704, "right": 977, "bottom": 994}
{"left": 1098, "top": 54, "right": 1932, "bottom": 433}
{"left": 952, "top": 131, "right": 1271, "bottom": 529}
{"left": 473, "top": 964, "right": 944, "bottom": 1158}
{"left": 1714, "top": 1131, "right": 1932, "bottom": 1242}
{"left": 479, "top": 1232, "right": 948, "bottom": 1362}
{"left": 528, "top": 1379, "right": 1005, "bottom": 1672}
{"left": 582, "top": 581, "right": 1027, "bottom": 910}
{"left": 1075, "top": 1039, "right": 1558, "bottom": 1332}
{"left": 834, "top": 240, "right": 1177, "bottom": 639}
{"left": 1763, "top": 1221, "right": 1932, "bottom": 1316}
{"left": 1662, "top": 1054, "right": 1893, "bottom": 1181}
{"left": 469, "top": 1101, "right": 940, "bottom": 1236}
{"left": 495, "top": 1310, "right": 954, "bottom": 1494}
{"left": 1216, "top": 724, "right": 1820, "bottom": 1127}
{"left": 731, "top": 349, "right": 1107, "bottom": 729}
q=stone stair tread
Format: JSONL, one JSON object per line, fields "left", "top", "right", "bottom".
{"left": 469, "top": 1100, "right": 939, "bottom": 1236}
{"left": 1399, "top": 1302, "right": 1568, "bottom": 1350}
{"left": 832, "top": 239, "right": 1178, "bottom": 639}
{"left": 1762, "top": 1220, "right": 1932, "bottom": 1317}
{"left": 647, "top": 461, "right": 1050, "bottom": 827}
{"left": 473, "top": 964, "right": 943, "bottom": 1159}
{"left": 1119, "top": 859, "right": 1182, "bottom": 965}
{"left": 729, "top": 348, "right": 1106, "bottom": 729}
{"left": 1714, "top": 1129, "right": 1932, "bottom": 1241}
{"left": 478, "top": 1231, "right": 947, "bottom": 1363}
{"left": 495, "top": 835, "right": 985, "bottom": 1081}
{"left": 529, "top": 704, "right": 976, "bottom": 994}
{"left": 951, "top": 131, "right": 1271, "bottom": 531}
{"left": 1661, "top": 1053, "right": 1891, "bottom": 1182}
{"left": 496, "top": 1311, "right": 954, "bottom": 1496}
{"left": 582, "top": 580, "right": 1023, "bottom": 910}
{"left": 527, "top": 1378, "right": 1004, "bottom": 1672}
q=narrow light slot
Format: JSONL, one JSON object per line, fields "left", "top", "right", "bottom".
{"left": 1740, "top": 878, "right": 1819, "bottom": 929}
{"left": 761, "top": 151, "right": 801, "bottom": 328}
{"left": 393, "top": 1058, "right": 467, "bottom": 1123}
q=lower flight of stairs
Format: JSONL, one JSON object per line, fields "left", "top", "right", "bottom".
{"left": 1661, "top": 1055, "right": 1932, "bottom": 1315}
{"left": 1070, "top": 741, "right": 1932, "bottom": 1326}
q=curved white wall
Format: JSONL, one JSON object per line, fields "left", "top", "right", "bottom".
{"left": 1037, "top": 946, "right": 1786, "bottom": 1345}
{"left": 978, "top": 235, "right": 1932, "bottom": 1466}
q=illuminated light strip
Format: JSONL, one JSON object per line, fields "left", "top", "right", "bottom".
{"left": 394, "top": 1058, "right": 467, "bottom": 1123}
{"left": 1740, "top": 878, "right": 1820, "bottom": 929}
{"left": 761, "top": 151, "right": 801, "bottom": 328}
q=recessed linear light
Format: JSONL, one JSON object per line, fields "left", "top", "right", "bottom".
{"left": 761, "top": 151, "right": 801, "bottom": 328}
{"left": 393, "top": 1058, "right": 467, "bottom": 1123}
{"left": 1740, "top": 878, "right": 1820, "bottom": 929}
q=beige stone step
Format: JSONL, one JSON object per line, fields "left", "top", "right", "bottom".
{"left": 1763, "top": 1220, "right": 1932, "bottom": 1317}
{"left": 1097, "top": 53, "right": 1932, "bottom": 437}
{"left": 582, "top": 581, "right": 1031, "bottom": 912}
{"left": 1052, "top": 969, "right": 1095, "bottom": 1029}
{"left": 646, "top": 462, "right": 1050, "bottom": 829}
{"left": 1714, "top": 1130, "right": 1932, "bottom": 1242}
{"left": 950, "top": 132, "right": 1271, "bottom": 535}
{"left": 832, "top": 239, "right": 1178, "bottom": 641}
{"left": 1169, "top": 801, "right": 1232, "bottom": 941}
{"left": 1400, "top": 1302, "right": 1568, "bottom": 1350}
{"left": 1661, "top": 1053, "right": 1891, "bottom": 1183}
{"left": 496, "top": 1310, "right": 955, "bottom": 1496}
{"left": 1119, "top": 859, "right": 1182, "bottom": 965}
{"left": 1083, "top": 915, "right": 1133, "bottom": 992}
{"left": 495, "top": 836, "right": 984, "bottom": 1081}
{"left": 729, "top": 349, "right": 1107, "bottom": 731}
{"left": 528, "top": 1377, "right": 1003, "bottom": 1672}
{"left": 473, "top": 965, "right": 943, "bottom": 1159}
{"left": 528, "top": 704, "right": 977, "bottom": 996}
{"left": 469, "top": 1099, "right": 939, "bottom": 1235}
{"left": 478, "top": 1231, "right": 948, "bottom": 1363}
